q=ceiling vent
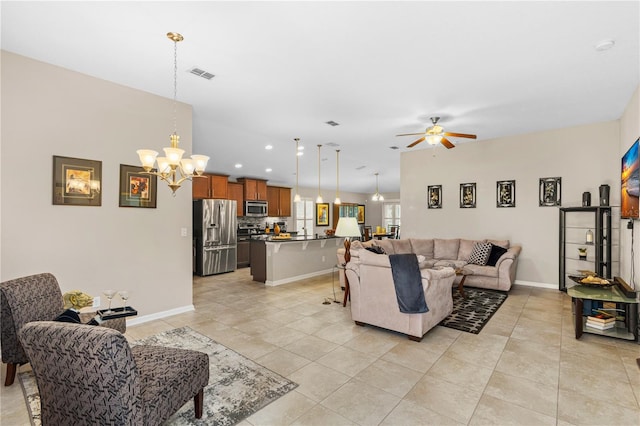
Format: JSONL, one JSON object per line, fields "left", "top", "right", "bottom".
{"left": 325, "top": 120, "right": 340, "bottom": 126}
{"left": 325, "top": 142, "right": 340, "bottom": 147}
{"left": 189, "top": 67, "right": 215, "bottom": 80}
{"left": 389, "top": 146, "right": 399, "bottom": 150}
{"left": 356, "top": 165, "right": 367, "bottom": 170}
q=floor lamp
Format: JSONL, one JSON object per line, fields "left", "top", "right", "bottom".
{"left": 335, "top": 217, "right": 362, "bottom": 306}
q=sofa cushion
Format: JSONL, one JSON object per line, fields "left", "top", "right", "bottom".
{"left": 410, "top": 239, "right": 434, "bottom": 259}
{"left": 486, "top": 244, "right": 508, "bottom": 266}
{"left": 433, "top": 260, "right": 468, "bottom": 268}
{"left": 390, "top": 239, "right": 413, "bottom": 254}
{"left": 434, "top": 239, "right": 460, "bottom": 260}
{"left": 468, "top": 242, "right": 492, "bottom": 265}
{"left": 359, "top": 250, "right": 425, "bottom": 268}
{"left": 457, "top": 239, "right": 485, "bottom": 260}
{"left": 488, "top": 239, "right": 510, "bottom": 249}
{"left": 463, "top": 263, "right": 500, "bottom": 278}
{"left": 376, "top": 239, "right": 395, "bottom": 254}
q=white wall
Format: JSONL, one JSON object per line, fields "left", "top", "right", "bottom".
{"left": 1, "top": 51, "right": 195, "bottom": 316}
{"left": 401, "top": 120, "right": 620, "bottom": 286}
{"left": 619, "top": 85, "right": 640, "bottom": 289}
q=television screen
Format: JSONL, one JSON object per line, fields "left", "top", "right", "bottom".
{"left": 621, "top": 138, "right": 640, "bottom": 219}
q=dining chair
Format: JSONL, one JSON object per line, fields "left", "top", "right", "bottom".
{"left": 389, "top": 225, "right": 400, "bottom": 239}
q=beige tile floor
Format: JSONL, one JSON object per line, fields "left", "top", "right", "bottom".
{"left": 2, "top": 268, "right": 639, "bottom": 425}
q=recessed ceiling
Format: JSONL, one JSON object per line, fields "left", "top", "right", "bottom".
{"left": 1, "top": 1, "right": 638, "bottom": 194}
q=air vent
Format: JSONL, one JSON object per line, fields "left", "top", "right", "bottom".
{"left": 189, "top": 67, "right": 215, "bottom": 80}
{"left": 389, "top": 146, "right": 400, "bottom": 150}
{"left": 325, "top": 120, "right": 340, "bottom": 126}
{"left": 325, "top": 142, "right": 340, "bottom": 147}
{"left": 356, "top": 165, "right": 367, "bottom": 170}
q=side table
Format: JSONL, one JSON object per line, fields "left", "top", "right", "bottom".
{"left": 455, "top": 268, "right": 473, "bottom": 298}
{"left": 568, "top": 285, "right": 638, "bottom": 341}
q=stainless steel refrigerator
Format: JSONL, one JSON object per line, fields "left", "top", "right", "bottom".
{"left": 193, "top": 199, "right": 237, "bottom": 276}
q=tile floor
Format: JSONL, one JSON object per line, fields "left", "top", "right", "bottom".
{"left": 2, "top": 268, "right": 639, "bottom": 425}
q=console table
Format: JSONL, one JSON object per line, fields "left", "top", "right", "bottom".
{"left": 568, "top": 284, "right": 638, "bottom": 341}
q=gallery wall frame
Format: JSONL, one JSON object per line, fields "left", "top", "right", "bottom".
{"left": 496, "top": 180, "right": 516, "bottom": 208}
{"left": 119, "top": 164, "right": 157, "bottom": 208}
{"left": 357, "top": 205, "right": 366, "bottom": 224}
{"left": 316, "top": 203, "right": 329, "bottom": 226}
{"left": 428, "top": 185, "right": 442, "bottom": 209}
{"left": 52, "top": 155, "right": 102, "bottom": 206}
{"left": 539, "top": 177, "right": 562, "bottom": 206}
{"left": 460, "top": 183, "right": 476, "bottom": 208}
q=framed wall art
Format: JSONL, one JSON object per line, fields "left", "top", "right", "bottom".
{"left": 460, "top": 183, "right": 476, "bottom": 208}
{"left": 496, "top": 180, "right": 516, "bottom": 208}
{"left": 428, "top": 185, "right": 442, "bottom": 209}
{"left": 119, "top": 164, "right": 157, "bottom": 208}
{"left": 357, "top": 205, "right": 366, "bottom": 224}
{"left": 316, "top": 203, "right": 329, "bottom": 226}
{"left": 52, "top": 155, "right": 102, "bottom": 206}
{"left": 539, "top": 177, "right": 561, "bottom": 206}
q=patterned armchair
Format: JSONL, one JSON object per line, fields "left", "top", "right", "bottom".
{"left": 19, "top": 321, "right": 209, "bottom": 424}
{"left": 0, "top": 272, "right": 125, "bottom": 386}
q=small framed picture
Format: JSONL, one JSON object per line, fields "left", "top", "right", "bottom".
{"left": 316, "top": 203, "right": 329, "bottom": 226}
{"left": 428, "top": 185, "right": 442, "bottom": 209}
{"left": 119, "top": 164, "right": 157, "bottom": 208}
{"left": 539, "top": 177, "right": 561, "bottom": 206}
{"left": 460, "top": 183, "right": 476, "bottom": 208}
{"left": 52, "top": 155, "right": 102, "bottom": 206}
{"left": 357, "top": 205, "right": 365, "bottom": 224}
{"left": 496, "top": 180, "right": 516, "bottom": 208}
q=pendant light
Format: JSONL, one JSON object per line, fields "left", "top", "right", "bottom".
{"left": 316, "top": 144, "right": 323, "bottom": 203}
{"left": 334, "top": 149, "right": 341, "bottom": 205}
{"left": 136, "top": 32, "right": 209, "bottom": 195}
{"left": 372, "top": 172, "right": 384, "bottom": 201}
{"left": 293, "top": 138, "right": 301, "bottom": 202}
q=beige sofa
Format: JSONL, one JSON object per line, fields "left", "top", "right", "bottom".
{"left": 345, "top": 248, "right": 456, "bottom": 341}
{"left": 339, "top": 237, "right": 521, "bottom": 292}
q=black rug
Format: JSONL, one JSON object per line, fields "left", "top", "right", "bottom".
{"left": 440, "top": 287, "right": 508, "bottom": 334}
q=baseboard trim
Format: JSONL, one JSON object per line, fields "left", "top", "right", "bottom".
{"left": 126, "top": 304, "right": 195, "bottom": 326}
{"left": 514, "top": 280, "right": 557, "bottom": 290}
{"left": 266, "top": 268, "right": 333, "bottom": 286}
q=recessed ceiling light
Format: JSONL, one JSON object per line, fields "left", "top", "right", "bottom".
{"left": 234, "top": 163, "right": 242, "bottom": 168}
{"left": 595, "top": 39, "right": 615, "bottom": 51}
{"left": 265, "top": 145, "right": 273, "bottom": 150}
{"left": 265, "top": 168, "right": 272, "bottom": 173}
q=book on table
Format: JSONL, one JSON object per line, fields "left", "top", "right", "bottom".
{"left": 587, "top": 312, "right": 615, "bottom": 324}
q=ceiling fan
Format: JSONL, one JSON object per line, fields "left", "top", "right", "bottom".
{"left": 397, "top": 117, "right": 477, "bottom": 149}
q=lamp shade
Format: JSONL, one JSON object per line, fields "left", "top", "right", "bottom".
{"left": 335, "top": 217, "right": 361, "bottom": 238}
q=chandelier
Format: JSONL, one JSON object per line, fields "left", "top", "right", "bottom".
{"left": 136, "top": 32, "right": 209, "bottom": 194}
{"left": 372, "top": 172, "right": 384, "bottom": 201}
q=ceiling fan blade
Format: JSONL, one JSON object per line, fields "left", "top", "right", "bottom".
{"left": 396, "top": 132, "right": 426, "bottom": 137}
{"left": 407, "top": 136, "right": 425, "bottom": 148}
{"left": 441, "top": 137, "right": 455, "bottom": 149}
{"left": 444, "top": 132, "right": 477, "bottom": 139}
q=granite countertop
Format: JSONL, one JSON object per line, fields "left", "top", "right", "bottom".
{"left": 250, "top": 235, "right": 341, "bottom": 242}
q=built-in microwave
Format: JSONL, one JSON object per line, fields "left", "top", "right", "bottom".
{"left": 244, "top": 201, "right": 268, "bottom": 217}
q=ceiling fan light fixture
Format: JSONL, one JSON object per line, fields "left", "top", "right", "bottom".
{"left": 426, "top": 134, "right": 443, "bottom": 145}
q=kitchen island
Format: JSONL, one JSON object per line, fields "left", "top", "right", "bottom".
{"left": 250, "top": 236, "right": 345, "bottom": 286}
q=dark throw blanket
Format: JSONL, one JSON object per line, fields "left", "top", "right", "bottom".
{"left": 389, "top": 254, "right": 429, "bottom": 314}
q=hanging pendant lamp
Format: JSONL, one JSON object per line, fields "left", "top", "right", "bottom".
{"left": 334, "top": 149, "right": 341, "bottom": 205}
{"left": 294, "top": 138, "right": 301, "bottom": 202}
{"left": 316, "top": 144, "right": 323, "bottom": 203}
{"left": 372, "top": 172, "right": 384, "bottom": 201}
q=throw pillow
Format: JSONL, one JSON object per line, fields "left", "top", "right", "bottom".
{"left": 365, "top": 246, "right": 385, "bottom": 255}
{"left": 467, "top": 242, "right": 492, "bottom": 265}
{"left": 486, "top": 244, "right": 508, "bottom": 266}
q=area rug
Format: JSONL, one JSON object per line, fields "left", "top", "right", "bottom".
{"left": 18, "top": 326, "right": 298, "bottom": 426}
{"left": 440, "top": 287, "right": 508, "bottom": 334}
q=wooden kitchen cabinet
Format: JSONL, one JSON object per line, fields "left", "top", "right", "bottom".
{"left": 228, "top": 182, "right": 244, "bottom": 216}
{"left": 267, "top": 186, "right": 291, "bottom": 217}
{"left": 237, "top": 178, "right": 267, "bottom": 201}
{"left": 192, "top": 173, "right": 228, "bottom": 199}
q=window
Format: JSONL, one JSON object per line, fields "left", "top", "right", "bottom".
{"left": 294, "top": 199, "right": 314, "bottom": 237}
{"left": 383, "top": 202, "right": 400, "bottom": 229}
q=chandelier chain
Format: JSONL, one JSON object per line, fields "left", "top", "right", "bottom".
{"left": 172, "top": 39, "right": 178, "bottom": 135}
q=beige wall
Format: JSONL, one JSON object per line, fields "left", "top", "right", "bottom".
{"left": 1, "top": 51, "right": 195, "bottom": 319}
{"left": 619, "top": 85, "right": 640, "bottom": 289}
{"left": 401, "top": 120, "right": 621, "bottom": 286}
